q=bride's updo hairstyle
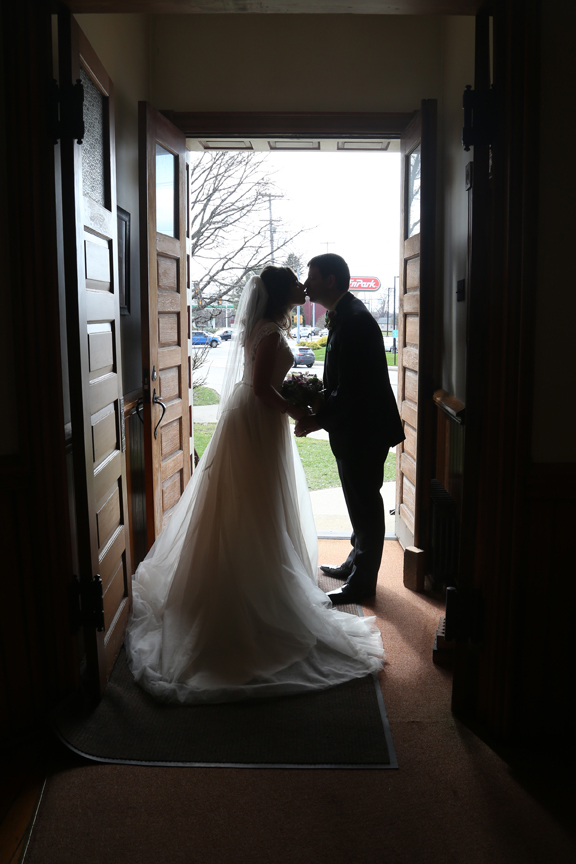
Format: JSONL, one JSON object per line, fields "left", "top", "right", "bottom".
{"left": 260, "top": 265, "right": 297, "bottom": 333}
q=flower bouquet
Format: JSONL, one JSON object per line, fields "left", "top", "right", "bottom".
{"left": 281, "top": 372, "right": 325, "bottom": 410}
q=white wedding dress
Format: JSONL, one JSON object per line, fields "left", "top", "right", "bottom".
{"left": 125, "top": 319, "right": 384, "bottom": 704}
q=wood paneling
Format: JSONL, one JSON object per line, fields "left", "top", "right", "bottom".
{"left": 405, "top": 369, "right": 418, "bottom": 403}
{"left": 435, "top": 405, "right": 464, "bottom": 512}
{"left": 97, "top": 486, "right": 120, "bottom": 550}
{"left": 1, "top": 1, "right": 78, "bottom": 743}
{"left": 158, "top": 292, "right": 181, "bottom": 313}
{"left": 158, "top": 256, "right": 178, "bottom": 290}
{"left": 405, "top": 315, "right": 419, "bottom": 346}
{"left": 162, "top": 472, "right": 181, "bottom": 513}
{"left": 406, "top": 257, "right": 420, "bottom": 291}
{"left": 161, "top": 419, "right": 181, "bottom": 458}
{"left": 92, "top": 408, "right": 117, "bottom": 466}
{"left": 124, "top": 407, "right": 148, "bottom": 573}
{"left": 158, "top": 313, "right": 179, "bottom": 346}
{"left": 159, "top": 367, "right": 180, "bottom": 401}
{"left": 404, "top": 424, "right": 417, "bottom": 459}
{"left": 395, "top": 102, "right": 436, "bottom": 553}
{"left": 85, "top": 237, "right": 111, "bottom": 285}
{"left": 103, "top": 558, "right": 125, "bottom": 633}
{"left": 88, "top": 329, "right": 114, "bottom": 373}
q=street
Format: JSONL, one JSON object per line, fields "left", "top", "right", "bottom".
{"left": 197, "top": 341, "right": 399, "bottom": 399}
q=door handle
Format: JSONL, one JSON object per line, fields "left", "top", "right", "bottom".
{"left": 135, "top": 398, "right": 144, "bottom": 425}
{"left": 153, "top": 389, "right": 166, "bottom": 439}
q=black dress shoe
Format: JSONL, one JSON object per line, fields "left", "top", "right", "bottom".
{"left": 326, "top": 584, "right": 376, "bottom": 606}
{"left": 319, "top": 564, "right": 352, "bottom": 579}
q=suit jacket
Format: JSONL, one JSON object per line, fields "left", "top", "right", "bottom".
{"left": 315, "top": 291, "right": 405, "bottom": 461}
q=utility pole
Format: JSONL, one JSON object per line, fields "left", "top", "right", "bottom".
{"left": 393, "top": 275, "right": 398, "bottom": 362}
{"left": 268, "top": 193, "right": 276, "bottom": 263}
{"left": 296, "top": 263, "right": 301, "bottom": 342}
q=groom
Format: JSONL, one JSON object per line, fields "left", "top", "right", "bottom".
{"left": 295, "top": 254, "right": 404, "bottom": 605}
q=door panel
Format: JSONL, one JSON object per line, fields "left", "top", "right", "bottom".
{"left": 139, "top": 103, "right": 190, "bottom": 546}
{"left": 395, "top": 101, "right": 437, "bottom": 553}
{"left": 59, "top": 14, "right": 132, "bottom": 696}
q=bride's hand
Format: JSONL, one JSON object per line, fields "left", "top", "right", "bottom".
{"left": 288, "top": 404, "right": 313, "bottom": 422}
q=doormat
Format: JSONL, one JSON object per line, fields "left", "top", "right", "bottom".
{"left": 52, "top": 577, "right": 397, "bottom": 769}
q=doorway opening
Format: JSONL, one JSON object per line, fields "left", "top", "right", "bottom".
{"left": 182, "top": 136, "right": 402, "bottom": 540}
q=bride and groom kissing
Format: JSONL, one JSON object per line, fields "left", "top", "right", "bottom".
{"left": 125, "top": 253, "right": 404, "bottom": 705}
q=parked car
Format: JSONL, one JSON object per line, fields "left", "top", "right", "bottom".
{"left": 214, "top": 328, "right": 233, "bottom": 341}
{"left": 291, "top": 326, "right": 316, "bottom": 339}
{"left": 292, "top": 346, "right": 315, "bottom": 368}
{"left": 317, "top": 328, "right": 329, "bottom": 338}
{"left": 192, "top": 330, "right": 221, "bottom": 348}
{"left": 383, "top": 336, "right": 397, "bottom": 352}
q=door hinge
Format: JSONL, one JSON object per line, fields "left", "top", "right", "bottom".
{"left": 119, "top": 395, "right": 126, "bottom": 453}
{"left": 462, "top": 84, "right": 496, "bottom": 152}
{"left": 68, "top": 575, "right": 105, "bottom": 633}
{"left": 51, "top": 78, "right": 85, "bottom": 145}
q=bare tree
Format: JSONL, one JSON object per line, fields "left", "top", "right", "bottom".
{"left": 189, "top": 343, "right": 211, "bottom": 391}
{"left": 371, "top": 294, "right": 390, "bottom": 326}
{"left": 190, "top": 152, "right": 308, "bottom": 327}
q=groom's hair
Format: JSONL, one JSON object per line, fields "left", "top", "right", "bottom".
{"left": 307, "top": 254, "right": 350, "bottom": 292}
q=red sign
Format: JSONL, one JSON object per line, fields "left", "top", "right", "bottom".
{"left": 349, "top": 277, "right": 381, "bottom": 291}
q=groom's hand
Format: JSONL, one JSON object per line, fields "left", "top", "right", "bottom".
{"left": 295, "top": 416, "right": 321, "bottom": 437}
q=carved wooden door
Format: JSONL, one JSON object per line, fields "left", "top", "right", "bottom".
{"left": 139, "top": 103, "right": 191, "bottom": 547}
{"left": 395, "top": 101, "right": 437, "bottom": 554}
{"left": 59, "top": 14, "right": 132, "bottom": 696}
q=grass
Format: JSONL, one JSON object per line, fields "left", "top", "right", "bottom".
{"left": 194, "top": 423, "right": 216, "bottom": 460}
{"left": 193, "top": 386, "right": 220, "bottom": 406}
{"left": 301, "top": 346, "right": 397, "bottom": 366}
{"left": 193, "top": 422, "right": 397, "bottom": 490}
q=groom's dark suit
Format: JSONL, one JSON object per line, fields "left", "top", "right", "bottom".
{"left": 315, "top": 291, "right": 404, "bottom": 596}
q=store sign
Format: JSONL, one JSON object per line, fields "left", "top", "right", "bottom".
{"left": 350, "top": 277, "right": 381, "bottom": 291}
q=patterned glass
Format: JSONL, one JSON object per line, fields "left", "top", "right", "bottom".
{"left": 407, "top": 144, "right": 421, "bottom": 238}
{"left": 80, "top": 68, "right": 105, "bottom": 208}
{"left": 156, "top": 144, "right": 177, "bottom": 237}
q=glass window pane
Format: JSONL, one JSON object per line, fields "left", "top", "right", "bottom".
{"left": 156, "top": 144, "right": 176, "bottom": 237}
{"left": 80, "top": 68, "right": 105, "bottom": 207}
{"left": 407, "top": 144, "right": 421, "bottom": 238}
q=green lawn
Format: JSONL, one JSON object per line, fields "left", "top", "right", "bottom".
{"left": 193, "top": 386, "right": 220, "bottom": 406}
{"left": 306, "top": 346, "right": 397, "bottom": 366}
{"left": 193, "top": 422, "right": 396, "bottom": 490}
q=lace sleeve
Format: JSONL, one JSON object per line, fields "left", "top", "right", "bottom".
{"left": 249, "top": 322, "right": 281, "bottom": 362}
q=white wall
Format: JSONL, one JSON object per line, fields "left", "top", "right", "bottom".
{"left": 439, "top": 16, "right": 474, "bottom": 402}
{"left": 532, "top": 0, "right": 576, "bottom": 462}
{"left": 73, "top": 13, "right": 476, "bottom": 414}
{"left": 74, "top": 13, "right": 151, "bottom": 394}
{"left": 150, "top": 14, "right": 443, "bottom": 112}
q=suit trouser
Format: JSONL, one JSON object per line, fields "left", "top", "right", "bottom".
{"left": 337, "top": 449, "right": 388, "bottom": 594}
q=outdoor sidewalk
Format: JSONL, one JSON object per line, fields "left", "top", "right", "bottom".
{"left": 192, "top": 403, "right": 397, "bottom": 539}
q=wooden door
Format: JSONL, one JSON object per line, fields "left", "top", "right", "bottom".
{"left": 395, "top": 101, "right": 437, "bottom": 553}
{"left": 59, "top": 14, "right": 132, "bottom": 696}
{"left": 139, "top": 103, "right": 190, "bottom": 547}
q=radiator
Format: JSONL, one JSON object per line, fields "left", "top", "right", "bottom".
{"left": 429, "top": 479, "right": 459, "bottom": 590}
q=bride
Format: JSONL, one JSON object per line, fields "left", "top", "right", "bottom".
{"left": 125, "top": 265, "right": 384, "bottom": 703}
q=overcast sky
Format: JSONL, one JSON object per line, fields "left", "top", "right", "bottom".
{"left": 267, "top": 151, "right": 401, "bottom": 302}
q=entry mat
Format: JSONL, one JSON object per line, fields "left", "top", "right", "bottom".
{"left": 52, "top": 581, "right": 397, "bottom": 769}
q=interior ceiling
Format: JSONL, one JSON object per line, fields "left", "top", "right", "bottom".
{"left": 67, "top": 1, "right": 482, "bottom": 14}
{"left": 187, "top": 137, "right": 400, "bottom": 152}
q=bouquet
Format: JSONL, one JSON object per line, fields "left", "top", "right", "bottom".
{"left": 281, "top": 372, "right": 325, "bottom": 410}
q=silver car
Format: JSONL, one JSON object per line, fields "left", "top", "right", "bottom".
{"left": 292, "top": 346, "right": 315, "bottom": 368}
